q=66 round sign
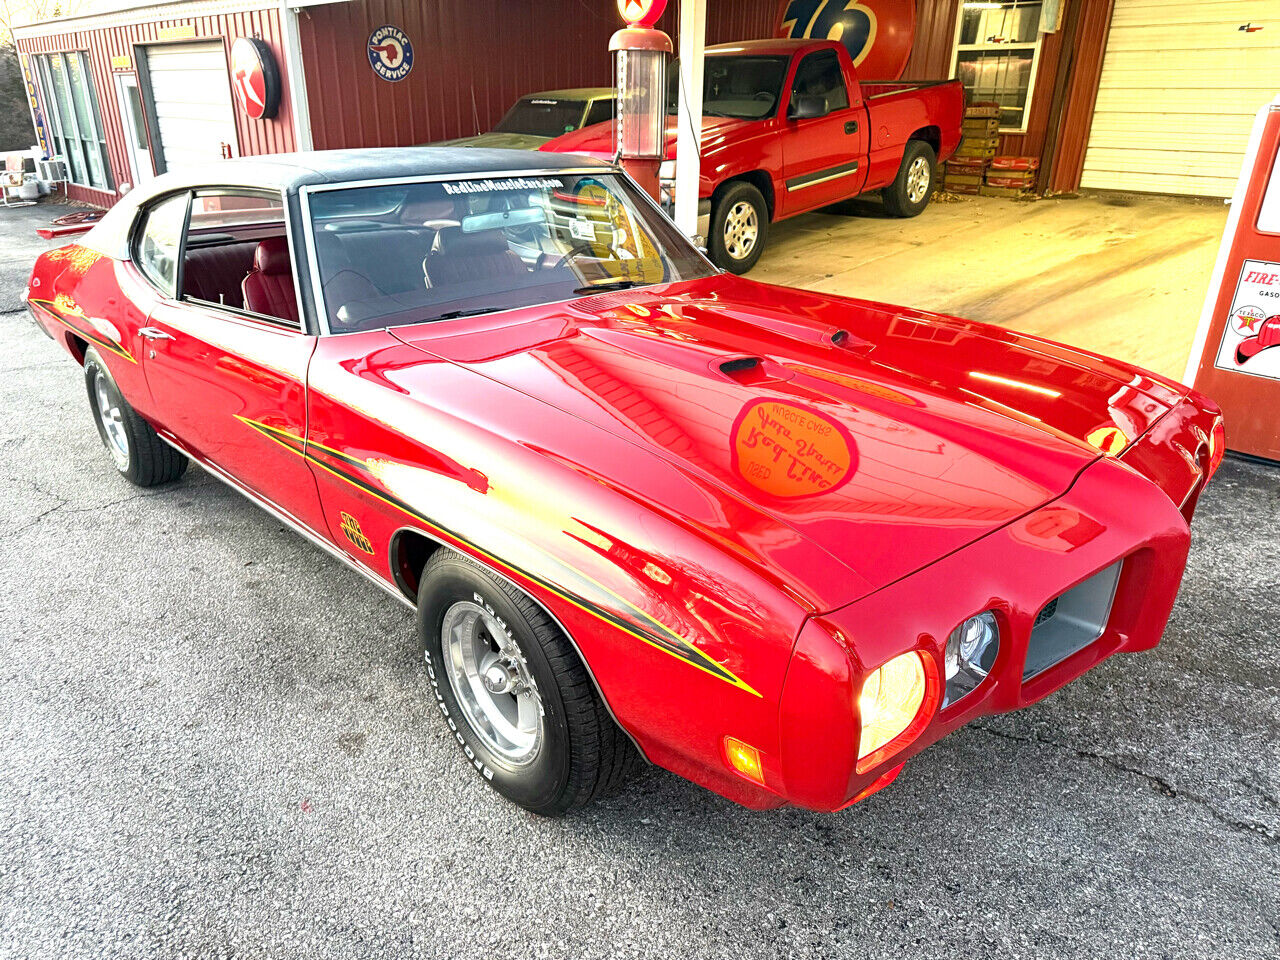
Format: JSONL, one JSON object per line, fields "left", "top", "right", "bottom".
{"left": 368, "top": 25, "right": 413, "bottom": 82}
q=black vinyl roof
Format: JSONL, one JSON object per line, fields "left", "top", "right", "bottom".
{"left": 82, "top": 147, "right": 615, "bottom": 259}
{"left": 148, "top": 147, "right": 614, "bottom": 194}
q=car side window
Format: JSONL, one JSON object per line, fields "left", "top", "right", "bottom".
{"left": 180, "top": 191, "right": 296, "bottom": 325}
{"left": 584, "top": 98, "right": 615, "bottom": 127}
{"left": 133, "top": 193, "right": 189, "bottom": 297}
{"left": 792, "top": 50, "right": 850, "bottom": 114}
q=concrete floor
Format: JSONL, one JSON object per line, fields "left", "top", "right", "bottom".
{"left": 2, "top": 196, "right": 1277, "bottom": 959}
{"left": 754, "top": 192, "right": 1230, "bottom": 382}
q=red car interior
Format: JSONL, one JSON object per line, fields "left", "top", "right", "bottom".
{"left": 241, "top": 236, "right": 298, "bottom": 324}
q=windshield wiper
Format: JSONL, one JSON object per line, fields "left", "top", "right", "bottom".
{"left": 427, "top": 306, "right": 505, "bottom": 322}
{"left": 574, "top": 280, "right": 645, "bottom": 294}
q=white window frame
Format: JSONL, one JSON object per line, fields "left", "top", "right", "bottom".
{"left": 948, "top": 0, "right": 1047, "bottom": 135}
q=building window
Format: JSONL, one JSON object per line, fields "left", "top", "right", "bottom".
{"left": 33, "top": 52, "right": 112, "bottom": 191}
{"left": 951, "top": 0, "right": 1046, "bottom": 133}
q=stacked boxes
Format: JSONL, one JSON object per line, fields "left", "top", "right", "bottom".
{"left": 941, "top": 101, "right": 1000, "bottom": 194}
{"left": 981, "top": 156, "right": 1040, "bottom": 198}
{"left": 955, "top": 101, "right": 1000, "bottom": 160}
{"left": 942, "top": 156, "right": 987, "bottom": 195}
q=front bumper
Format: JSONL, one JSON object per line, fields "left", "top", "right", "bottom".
{"left": 775, "top": 449, "right": 1195, "bottom": 811}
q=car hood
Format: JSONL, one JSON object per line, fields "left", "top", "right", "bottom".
{"left": 392, "top": 275, "right": 1180, "bottom": 603}
{"left": 540, "top": 116, "right": 757, "bottom": 161}
{"left": 432, "top": 132, "right": 552, "bottom": 150}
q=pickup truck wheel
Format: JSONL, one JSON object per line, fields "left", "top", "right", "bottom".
{"left": 710, "top": 182, "right": 768, "bottom": 274}
{"left": 883, "top": 141, "right": 937, "bottom": 218}
{"left": 417, "top": 549, "right": 638, "bottom": 815}
{"left": 84, "top": 348, "right": 188, "bottom": 487}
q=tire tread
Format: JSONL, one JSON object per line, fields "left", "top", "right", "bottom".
{"left": 420, "top": 550, "right": 638, "bottom": 813}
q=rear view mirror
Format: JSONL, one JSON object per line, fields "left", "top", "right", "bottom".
{"left": 789, "top": 95, "right": 828, "bottom": 120}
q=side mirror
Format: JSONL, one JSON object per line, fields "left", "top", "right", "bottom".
{"left": 788, "top": 94, "right": 827, "bottom": 120}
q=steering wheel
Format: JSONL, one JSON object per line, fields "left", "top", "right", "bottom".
{"left": 752, "top": 91, "right": 774, "bottom": 102}
{"left": 552, "top": 240, "right": 602, "bottom": 271}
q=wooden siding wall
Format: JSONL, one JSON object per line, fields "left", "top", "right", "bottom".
{"left": 15, "top": 7, "right": 297, "bottom": 206}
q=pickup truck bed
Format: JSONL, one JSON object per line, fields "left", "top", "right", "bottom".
{"left": 542, "top": 38, "right": 963, "bottom": 273}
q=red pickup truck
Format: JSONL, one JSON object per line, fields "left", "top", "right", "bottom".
{"left": 542, "top": 38, "right": 964, "bottom": 272}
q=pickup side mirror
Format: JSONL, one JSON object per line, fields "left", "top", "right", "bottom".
{"left": 788, "top": 94, "right": 828, "bottom": 120}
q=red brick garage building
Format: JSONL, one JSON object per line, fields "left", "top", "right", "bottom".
{"left": 13, "top": 0, "right": 1279, "bottom": 208}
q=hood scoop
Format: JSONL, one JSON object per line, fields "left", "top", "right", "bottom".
{"left": 716, "top": 355, "right": 793, "bottom": 386}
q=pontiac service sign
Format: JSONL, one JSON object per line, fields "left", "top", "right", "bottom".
{"left": 368, "top": 25, "right": 413, "bottom": 82}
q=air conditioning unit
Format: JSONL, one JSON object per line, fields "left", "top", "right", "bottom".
{"left": 37, "top": 158, "right": 68, "bottom": 182}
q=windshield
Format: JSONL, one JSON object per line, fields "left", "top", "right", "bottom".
{"left": 666, "top": 55, "right": 789, "bottom": 120}
{"left": 493, "top": 98, "right": 588, "bottom": 138}
{"left": 308, "top": 173, "right": 715, "bottom": 333}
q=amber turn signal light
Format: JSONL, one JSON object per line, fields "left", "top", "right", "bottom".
{"left": 723, "top": 736, "right": 765, "bottom": 785}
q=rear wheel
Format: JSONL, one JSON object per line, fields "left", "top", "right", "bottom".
{"left": 417, "top": 549, "right": 637, "bottom": 815}
{"left": 882, "top": 141, "right": 937, "bottom": 218}
{"left": 709, "top": 181, "right": 768, "bottom": 274}
{"left": 83, "top": 348, "right": 187, "bottom": 487}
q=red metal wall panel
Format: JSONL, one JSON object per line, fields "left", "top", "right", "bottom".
{"left": 16, "top": 0, "right": 1111, "bottom": 205}
{"left": 1045, "top": 0, "right": 1115, "bottom": 194}
{"left": 899, "top": 0, "right": 1114, "bottom": 192}
{"left": 16, "top": 5, "right": 297, "bottom": 207}
{"left": 298, "top": 0, "right": 785, "bottom": 150}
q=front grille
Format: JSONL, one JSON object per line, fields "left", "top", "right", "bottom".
{"left": 1023, "top": 561, "right": 1123, "bottom": 680}
{"left": 1033, "top": 597, "right": 1059, "bottom": 628}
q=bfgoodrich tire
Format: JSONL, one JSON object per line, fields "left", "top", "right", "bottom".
{"left": 882, "top": 140, "right": 937, "bottom": 218}
{"left": 417, "top": 549, "right": 637, "bottom": 815}
{"left": 83, "top": 348, "right": 187, "bottom": 487}
{"left": 709, "top": 180, "right": 769, "bottom": 274}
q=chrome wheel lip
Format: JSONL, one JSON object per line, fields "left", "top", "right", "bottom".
{"left": 906, "top": 156, "right": 932, "bottom": 205}
{"left": 723, "top": 200, "right": 759, "bottom": 260}
{"left": 93, "top": 373, "right": 130, "bottom": 471}
{"left": 441, "top": 598, "right": 543, "bottom": 765}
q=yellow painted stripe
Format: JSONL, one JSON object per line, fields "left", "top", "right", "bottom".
{"left": 242, "top": 417, "right": 761, "bottom": 697}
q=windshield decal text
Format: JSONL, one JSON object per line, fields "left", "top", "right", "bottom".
{"left": 443, "top": 177, "right": 565, "bottom": 195}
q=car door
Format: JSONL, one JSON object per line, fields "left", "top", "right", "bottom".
{"left": 779, "top": 49, "right": 869, "bottom": 216}
{"left": 132, "top": 187, "right": 327, "bottom": 536}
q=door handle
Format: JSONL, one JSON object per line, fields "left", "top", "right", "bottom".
{"left": 138, "top": 326, "right": 175, "bottom": 341}
{"left": 845, "top": 121, "right": 858, "bottom": 135}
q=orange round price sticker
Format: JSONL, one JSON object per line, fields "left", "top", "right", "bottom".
{"left": 731, "top": 399, "right": 856, "bottom": 499}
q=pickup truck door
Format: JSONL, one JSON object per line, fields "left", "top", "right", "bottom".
{"left": 132, "top": 190, "right": 327, "bottom": 538}
{"left": 779, "top": 49, "right": 869, "bottom": 216}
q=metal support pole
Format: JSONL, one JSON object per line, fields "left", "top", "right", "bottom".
{"left": 280, "top": 1, "right": 314, "bottom": 151}
{"left": 673, "top": 0, "right": 705, "bottom": 239}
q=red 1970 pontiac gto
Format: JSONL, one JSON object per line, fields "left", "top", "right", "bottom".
{"left": 26, "top": 149, "right": 1223, "bottom": 815}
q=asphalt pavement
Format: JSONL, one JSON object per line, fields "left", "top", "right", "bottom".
{"left": 1, "top": 200, "right": 1277, "bottom": 959}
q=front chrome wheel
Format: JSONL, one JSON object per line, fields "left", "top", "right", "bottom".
{"left": 93, "top": 371, "right": 130, "bottom": 470}
{"left": 441, "top": 599, "right": 543, "bottom": 765}
{"left": 906, "top": 156, "right": 932, "bottom": 205}
{"left": 723, "top": 200, "right": 759, "bottom": 261}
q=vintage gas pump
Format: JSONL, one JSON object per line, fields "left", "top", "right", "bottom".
{"left": 1185, "top": 94, "right": 1280, "bottom": 461}
{"left": 610, "top": 0, "right": 671, "bottom": 200}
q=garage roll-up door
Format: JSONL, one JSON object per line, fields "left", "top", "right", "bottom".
{"left": 1081, "top": 2, "right": 1280, "bottom": 197}
{"left": 143, "top": 41, "right": 238, "bottom": 173}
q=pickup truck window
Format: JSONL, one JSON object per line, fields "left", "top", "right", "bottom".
{"left": 494, "top": 98, "right": 589, "bottom": 138}
{"left": 791, "top": 50, "right": 849, "bottom": 114}
{"left": 307, "top": 173, "right": 714, "bottom": 334}
{"left": 667, "top": 55, "right": 789, "bottom": 120}
{"left": 584, "top": 98, "right": 615, "bottom": 128}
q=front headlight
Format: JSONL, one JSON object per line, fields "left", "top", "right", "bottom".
{"left": 943, "top": 611, "right": 1000, "bottom": 706}
{"left": 658, "top": 159, "right": 676, "bottom": 182}
{"left": 856, "top": 651, "right": 938, "bottom": 773}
